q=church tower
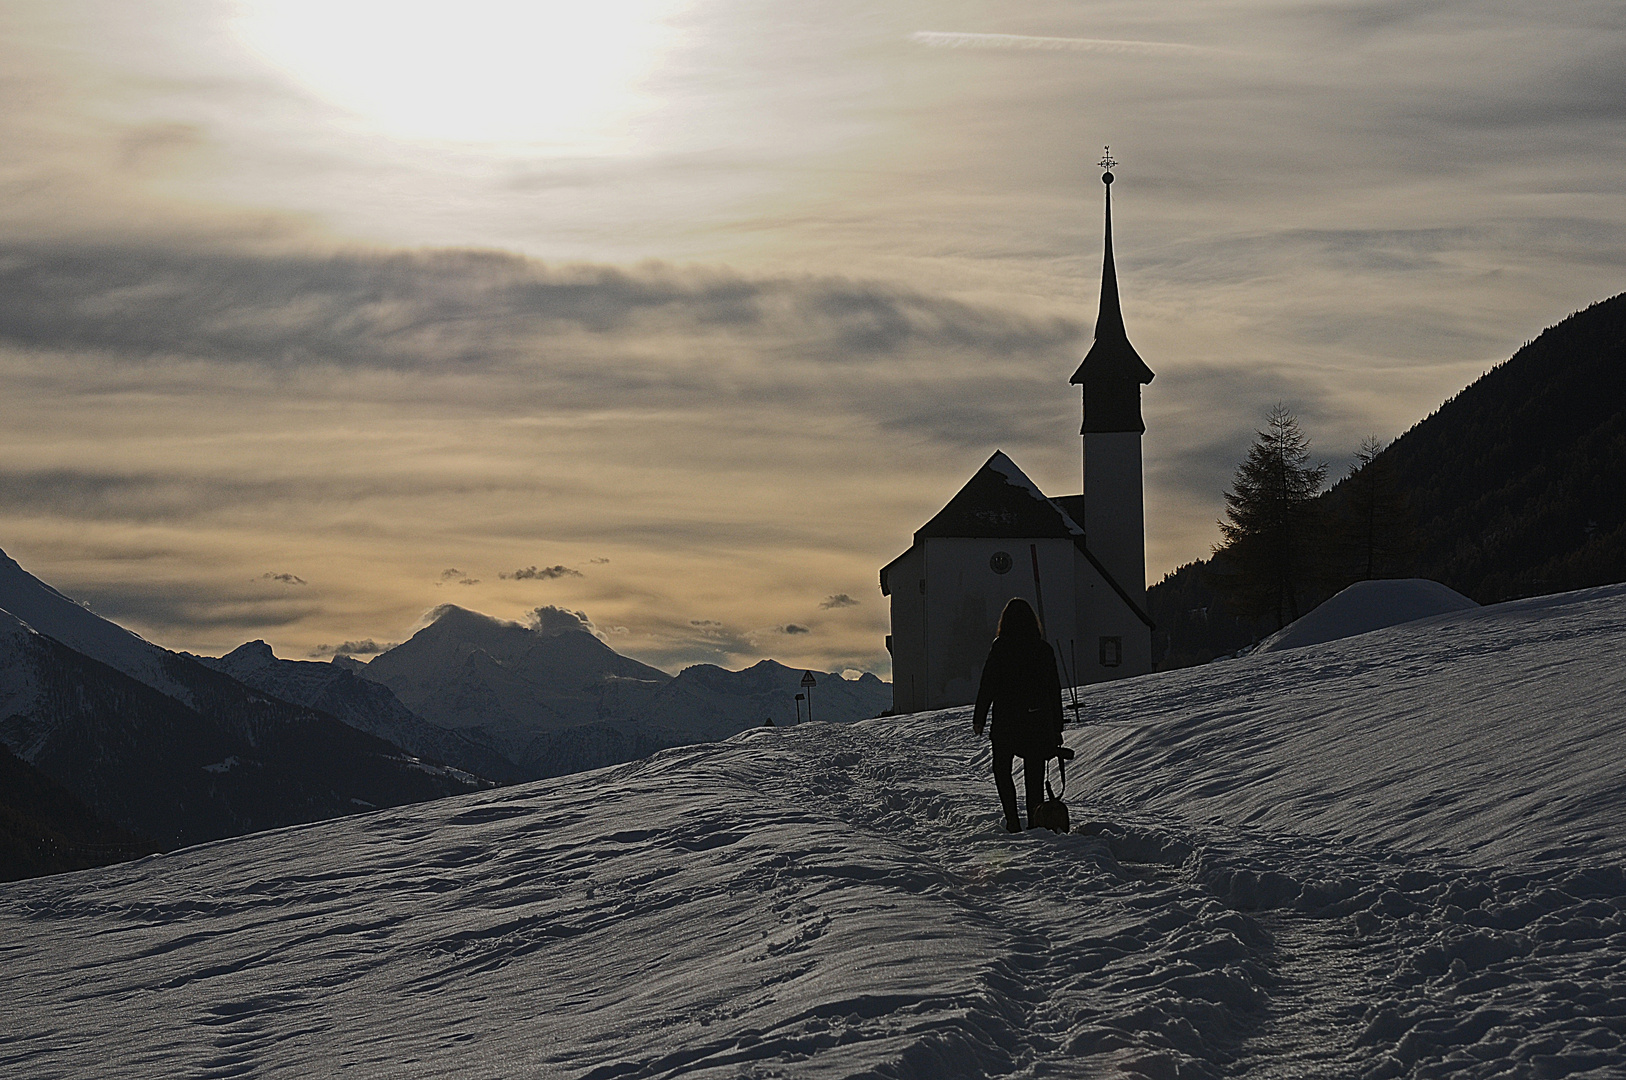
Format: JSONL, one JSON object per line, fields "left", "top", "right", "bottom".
{"left": 1069, "top": 150, "right": 1154, "bottom": 611}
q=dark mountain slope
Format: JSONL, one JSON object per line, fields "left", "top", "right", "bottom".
{"left": 1149, "top": 291, "right": 1626, "bottom": 666}
{"left": 0, "top": 611, "right": 484, "bottom": 847}
{"left": 0, "top": 742, "right": 156, "bottom": 882}
{"left": 1376, "top": 292, "right": 1626, "bottom": 602}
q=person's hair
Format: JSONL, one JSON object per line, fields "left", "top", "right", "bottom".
{"left": 996, "top": 597, "right": 1043, "bottom": 641}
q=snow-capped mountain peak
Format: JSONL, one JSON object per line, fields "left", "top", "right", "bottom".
{"left": 0, "top": 547, "right": 196, "bottom": 706}
{"left": 354, "top": 603, "right": 891, "bottom": 777}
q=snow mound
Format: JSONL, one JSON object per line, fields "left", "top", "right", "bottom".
{"left": 1255, "top": 577, "right": 1479, "bottom": 653}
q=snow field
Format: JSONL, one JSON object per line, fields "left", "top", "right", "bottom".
{"left": 4, "top": 720, "right": 1278, "bottom": 1078}
{"left": 4, "top": 584, "right": 1626, "bottom": 1078}
{"left": 1074, "top": 584, "right": 1626, "bottom": 865}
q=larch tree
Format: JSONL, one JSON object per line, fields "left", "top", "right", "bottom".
{"left": 1216, "top": 404, "right": 1328, "bottom": 630}
{"left": 1335, "top": 435, "right": 1418, "bottom": 584}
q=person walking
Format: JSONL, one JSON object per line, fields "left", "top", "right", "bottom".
{"left": 972, "top": 598, "right": 1064, "bottom": 832}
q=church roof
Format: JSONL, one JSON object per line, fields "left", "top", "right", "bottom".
{"left": 880, "top": 451, "right": 1154, "bottom": 628}
{"left": 1069, "top": 170, "right": 1154, "bottom": 433}
{"left": 913, "top": 451, "right": 1083, "bottom": 542}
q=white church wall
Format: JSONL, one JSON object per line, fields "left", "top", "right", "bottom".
{"left": 920, "top": 537, "right": 1079, "bottom": 710}
{"left": 884, "top": 546, "right": 927, "bottom": 714}
{"left": 889, "top": 533, "right": 1154, "bottom": 712}
{"left": 1073, "top": 548, "right": 1153, "bottom": 685}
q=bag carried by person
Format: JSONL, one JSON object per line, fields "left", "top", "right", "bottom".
{"left": 1029, "top": 746, "right": 1074, "bottom": 834}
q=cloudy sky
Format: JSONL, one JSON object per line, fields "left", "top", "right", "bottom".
{"left": 2, "top": 0, "right": 1622, "bottom": 675}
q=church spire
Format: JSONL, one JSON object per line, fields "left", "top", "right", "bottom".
{"left": 1094, "top": 146, "right": 1127, "bottom": 343}
{"left": 1070, "top": 148, "right": 1154, "bottom": 434}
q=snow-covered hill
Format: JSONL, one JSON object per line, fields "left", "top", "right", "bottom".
{"left": 5, "top": 585, "right": 1624, "bottom": 1078}
{"left": 1078, "top": 583, "right": 1626, "bottom": 866}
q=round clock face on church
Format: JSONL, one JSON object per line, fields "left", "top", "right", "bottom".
{"left": 989, "top": 551, "right": 1013, "bottom": 574}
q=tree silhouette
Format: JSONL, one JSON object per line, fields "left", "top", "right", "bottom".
{"left": 1216, "top": 404, "right": 1327, "bottom": 630}
{"left": 1150, "top": 292, "right": 1626, "bottom": 670}
{"left": 1351, "top": 436, "right": 1387, "bottom": 579}
{"left": 1330, "top": 435, "right": 1418, "bottom": 585}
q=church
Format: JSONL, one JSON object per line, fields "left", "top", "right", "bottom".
{"left": 880, "top": 160, "right": 1156, "bottom": 713}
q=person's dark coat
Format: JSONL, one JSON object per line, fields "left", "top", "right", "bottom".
{"left": 972, "top": 633, "right": 1064, "bottom": 760}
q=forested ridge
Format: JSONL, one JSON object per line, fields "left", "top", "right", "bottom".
{"left": 1150, "top": 290, "right": 1626, "bottom": 668}
{"left": 0, "top": 744, "right": 155, "bottom": 882}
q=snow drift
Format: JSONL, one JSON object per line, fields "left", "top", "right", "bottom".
{"left": 1255, "top": 578, "right": 1480, "bottom": 654}
{"left": 4, "top": 585, "right": 1625, "bottom": 1078}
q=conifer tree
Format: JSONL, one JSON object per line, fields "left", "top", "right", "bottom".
{"left": 1335, "top": 435, "right": 1417, "bottom": 583}
{"left": 1216, "top": 404, "right": 1328, "bottom": 629}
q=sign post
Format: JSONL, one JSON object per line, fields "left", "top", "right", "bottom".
{"left": 800, "top": 670, "right": 817, "bottom": 723}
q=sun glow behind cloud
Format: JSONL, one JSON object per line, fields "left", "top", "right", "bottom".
{"left": 230, "top": 0, "right": 683, "bottom": 148}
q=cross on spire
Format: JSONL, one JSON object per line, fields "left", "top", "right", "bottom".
{"left": 1098, "top": 145, "right": 1118, "bottom": 171}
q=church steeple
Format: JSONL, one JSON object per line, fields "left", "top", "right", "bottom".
{"left": 1069, "top": 149, "right": 1155, "bottom": 434}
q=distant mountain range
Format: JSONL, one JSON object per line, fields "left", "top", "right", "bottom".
{"left": 201, "top": 604, "right": 891, "bottom": 782}
{"left": 0, "top": 591, "right": 484, "bottom": 853}
{"left": 198, "top": 640, "right": 529, "bottom": 784}
{"left": 354, "top": 604, "right": 891, "bottom": 779}
{"left": 0, "top": 548, "right": 891, "bottom": 878}
{"left": 1151, "top": 291, "right": 1626, "bottom": 666}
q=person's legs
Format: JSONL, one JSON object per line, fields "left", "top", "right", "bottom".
{"left": 991, "top": 744, "right": 1021, "bottom": 830}
{"left": 1022, "top": 755, "right": 1048, "bottom": 825}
